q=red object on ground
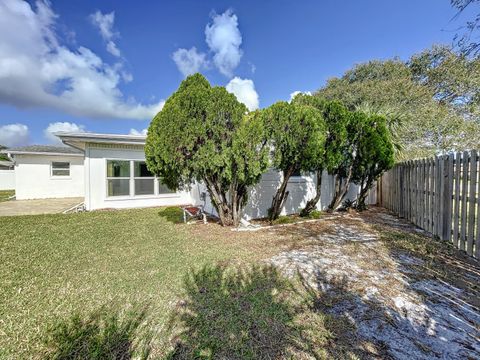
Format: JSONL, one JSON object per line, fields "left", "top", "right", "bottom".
{"left": 184, "top": 206, "right": 201, "bottom": 216}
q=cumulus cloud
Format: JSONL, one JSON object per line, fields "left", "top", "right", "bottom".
{"left": 172, "top": 47, "right": 208, "bottom": 77}
{"left": 89, "top": 10, "right": 121, "bottom": 57}
{"left": 0, "top": 123, "right": 30, "bottom": 147}
{"left": 129, "top": 128, "right": 147, "bottom": 136}
{"left": 0, "top": 0, "right": 163, "bottom": 120}
{"left": 289, "top": 90, "right": 312, "bottom": 102}
{"left": 44, "top": 122, "right": 85, "bottom": 144}
{"left": 205, "top": 10, "right": 243, "bottom": 77}
{"left": 226, "top": 77, "right": 259, "bottom": 111}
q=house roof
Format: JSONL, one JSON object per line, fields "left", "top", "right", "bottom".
{"left": 55, "top": 132, "right": 146, "bottom": 150}
{"left": 4, "top": 145, "right": 84, "bottom": 157}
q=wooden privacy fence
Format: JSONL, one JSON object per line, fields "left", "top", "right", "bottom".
{"left": 379, "top": 150, "right": 480, "bottom": 259}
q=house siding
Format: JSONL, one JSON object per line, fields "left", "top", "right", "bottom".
{"left": 84, "top": 143, "right": 193, "bottom": 210}
{"left": 13, "top": 154, "right": 84, "bottom": 200}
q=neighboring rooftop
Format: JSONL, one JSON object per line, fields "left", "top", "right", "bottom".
{"left": 4, "top": 145, "right": 84, "bottom": 156}
{"left": 56, "top": 132, "right": 146, "bottom": 150}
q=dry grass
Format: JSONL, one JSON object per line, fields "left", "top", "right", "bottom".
{"left": 0, "top": 190, "right": 14, "bottom": 202}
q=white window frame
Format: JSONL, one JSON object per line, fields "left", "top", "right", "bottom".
{"left": 106, "top": 159, "right": 131, "bottom": 198}
{"left": 104, "top": 159, "right": 179, "bottom": 200}
{"left": 51, "top": 161, "right": 71, "bottom": 178}
{"left": 133, "top": 160, "right": 155, "bottom": 197}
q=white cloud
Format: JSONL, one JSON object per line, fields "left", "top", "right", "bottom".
{"left": 106, "top": 40, "right": 121, "bottom": 57}
{"left": 0, "top": 0, "right": 163, "bottom": 120}
{"left": 89, "top": 10, "right": 121, "bottom": 57}
{"left": 44, "top": 122, "right": 85, "bottom": 144}
{"left": 226, "top": 77, "right": 259, "bottom": 111}
{"left": 0, "top": 123, "right": 29, "bottom": 147}
{"left": 205, "top": 10, "right": 243, "bottom": 77}
{"left": 172, "top": 47, "right": 208, "bottom": 77}
{"left": 289, "top": 90, "right": 312, "bottom": 102}
{"left": 129, "top": 128, "right": 147, "bottom": 136}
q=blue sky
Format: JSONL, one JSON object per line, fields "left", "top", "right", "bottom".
{"left": 0, "top": 0, "right": 473, "bottom": 146}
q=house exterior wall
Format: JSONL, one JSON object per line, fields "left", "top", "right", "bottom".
{"left": 84, "top": 143, "right": 193, "bottom": 210}
{"left": 0, "top": 170, "right": 15, "bottom": 190}
{"left": 13, "top": 154, "right": 84, "bottom": 200}
{"left": 201, "top": 170, "right": 376, "bottom": 220}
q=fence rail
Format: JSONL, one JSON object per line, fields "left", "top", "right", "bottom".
{"left": 379, "top": 150, "right": 480, "bottom": 259}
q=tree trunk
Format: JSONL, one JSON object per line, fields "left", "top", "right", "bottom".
{"left": 328, "top": 166, "right": 353, "bottom": 212}
{"left": 301, "top": 170, "right": 323, "bottom": 216}
{"left": 268, "top": 167, "right": 294, "bottom": 222}
{"left": 204, "top": 178, "right": 234, "bottom": 226}
{"left": 357, "top": 177, "right": 373, "bottom": 211}
{"left": 232, "top": 184, "right": 247, "bottom": 227}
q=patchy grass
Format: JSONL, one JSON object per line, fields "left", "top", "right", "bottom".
{"left": 305, "top": 210, "right": 323, "bottom": 219}
{"left": 272, "top": 215, "right": 298, "bottom": 225}
{"left": 0, "top": 190, "right": 14, "bottom": 202}
{"left": 167, "top": 264, "right": 360, "bottom": 359}
{"left": 264, "top": 211, "right": 324, "bottom": 226}
{"left": 0, "top": 207, "right": 283, "bottom": 358}
{"left": 3, "top": 206, "right": 477, "bottom": 359}
{"left": 42, "top": 303, "right": 153, "bottom": 360}
{"left": 158, "top": 206, "right": 184, "bottom": 224}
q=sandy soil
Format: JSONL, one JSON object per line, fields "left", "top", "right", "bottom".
{"left": 269, "top": 208, "right": 480, "bottom": 359}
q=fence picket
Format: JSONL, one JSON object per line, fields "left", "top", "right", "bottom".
{"left": 430, "top": 158, "right": 435, "bottom": 235}
{"left": 467, "top": 150, "right": 477, "bottom": 256}
{"left": 453, "top": 152, "right": 461, "bottom": 248}
{"left": 475, "top": 152, "right": 480, "bottom": 258}
{"left": 425, "top": 159, "right": 431, "bottom": 232}
{"left": 460, "top": 151, "right": 469, "bottom": 251}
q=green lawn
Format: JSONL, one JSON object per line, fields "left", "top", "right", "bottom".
{"left": 0, "top": 190, "right": 14, "bottom": 202}
{"left": 1, "top": 207, "right": 348, "bottom": 359}
{"left": 0, "top": 208, "right": 252, "bottom": 357}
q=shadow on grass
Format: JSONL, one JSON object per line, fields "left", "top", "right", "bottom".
{"left": 166, "top": 264, "right": 302, "bottom": 359}
{"left": 41, "top": 304, "right": 153, "bottom": 360}
{"left": 158, "top": 207, "right": 184, "bottom": 224}
{"left": 165, "top": 264, "right": 364, "bottom": 359}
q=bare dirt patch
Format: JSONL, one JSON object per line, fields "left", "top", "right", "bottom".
{"left": 269, "top": 207, "right": 480, "bottom": 360}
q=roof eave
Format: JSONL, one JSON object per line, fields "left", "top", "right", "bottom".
{"left": 55, "top": 132, "right": 146, "bottom": 146}
{"left": 7, "top": 151, "right": 84, "bottom": 157}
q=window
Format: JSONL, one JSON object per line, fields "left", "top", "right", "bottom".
{"left": 52, "top": 162, "right": 70, "bottom": 177}
{"left": 134, "top": 161, "right": 154, "bottom": 195}
{"left": 107, "top": 160, "right": 130, "bottom": 196}
{"left": 106, "top": 159, "right": 177, "bottom": 198}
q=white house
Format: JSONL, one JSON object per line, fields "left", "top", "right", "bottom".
{"left": 4, "top": 132, "right": 374, "bottom": 218}
{"left": 0, "top": 160, "right": 15, "bottom": 190}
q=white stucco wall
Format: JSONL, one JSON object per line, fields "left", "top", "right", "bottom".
{"left": 0, "top": 170, "right": 15, "bottom": 190}
{"left": 200, "top": 170, "right": 376, "bottom": 220}
{"left": 14, "top": 154, "right": 84, "bottom": 200}
{"left": 84, "top": 143, "right": 192, "bottom": 210}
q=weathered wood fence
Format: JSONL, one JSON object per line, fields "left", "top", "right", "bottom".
{"left": 379, "top": 150, "right": 480, "bottom": 259}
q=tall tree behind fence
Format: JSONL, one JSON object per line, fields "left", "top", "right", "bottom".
{"left": 379, "top": 150, "right": 480, "bottom": 259}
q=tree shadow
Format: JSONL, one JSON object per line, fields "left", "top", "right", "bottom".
{"left": 158, "top": 207, "right": 184, "bottom": 224}
{"left": 41, "top": 304, "right": 153, "bottom": 360}
{"left": 166, "top": 264, "right": 309, "bottom": 359}
{"left": 165, "top": 263, "right": 370, "bottom": 359}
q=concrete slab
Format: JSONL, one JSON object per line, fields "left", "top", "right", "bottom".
{"left": 0, "top": 197, "right": 84, "bottom": 216}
